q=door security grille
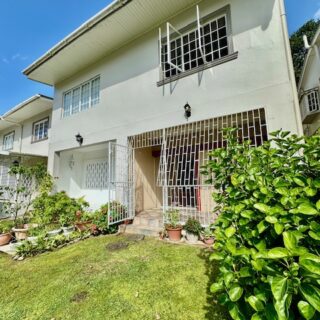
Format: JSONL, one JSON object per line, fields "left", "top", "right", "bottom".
{"left": 129, "top": 108, "right": 268, "bottom": 226}
{"left": 107, "top": 142, "right": 135, "bottom": 225}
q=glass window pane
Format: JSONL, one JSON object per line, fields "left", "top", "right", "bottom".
{"left": 43, "top": 120, "right": 49, "bottom": 138}
{"left": 72, "top": 87, "right": 81, "bottom": 114}
{"left": 63, "top": 92, "right": 72, "bottom": 117}
{"left": 81, "top": 82, "right": 90, "bottom": 111}
{"left": 91, "top": 77, "right": 100, "bottom": 106}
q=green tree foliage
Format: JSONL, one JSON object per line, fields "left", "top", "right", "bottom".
{"left": 202, "top": 129, "right": 320, "bottom": 320}
{"left": 290, "top": 19, "right": 320, "bottom": 83}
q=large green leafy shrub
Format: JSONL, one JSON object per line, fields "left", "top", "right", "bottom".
{"left": 32, "top": 191, "right": 89, "bottom": 226}
{"left": 202, "top": 129, "right": 320, "bottom": 320}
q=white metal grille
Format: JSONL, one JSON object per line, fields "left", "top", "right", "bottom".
{"left": 129, "top": 108, "right": 268, "bottom": 226}
{"left": 107, "top": 142, "right": 134, "bottom": 225}
{"left": 84, "top": 159, "right": 109, "bottom": 189}
{"left": 161, "top": 11, "right": 230, "bottom": 79}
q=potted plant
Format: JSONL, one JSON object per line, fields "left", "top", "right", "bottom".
{"left": 74, "top": 211, "right": 92, "bottom": 232}
{"left": 184, "top": 218, "right": 202, "bottom": 244}
{"left": 46, "top": 224, "right": 62, "bottom": 237}
{"left": 27, "top": 226, "right": 45, "bottom": 243}
{"left": 0, "top": 222, "right": 13, "bottom": 246}
{"left": 164, "top": 210, "right": 182, "bottom": 241}
{"left": 12, "top": 217, "right": 29, "bottom": 241}
{"left": 59, "top": 213, "right": 75, "bottom": 235}
{"left": 201, "top": 227, "right": 214, "bottom": 245}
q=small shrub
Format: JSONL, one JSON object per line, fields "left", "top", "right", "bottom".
{"left": 0, "top": 221, "right": 13, "bottom": 234}
{"left": 202, "top": 129, "right": 320, "bottom": 320}
{"left": 164, "top": 210, "right": 181, "bottom": 229}
{"left": 32, "top": 191, "right": 89, "bottom": 226}
{"left": 184, "top": 218, "right": 202, "bottom": 235}
{"left": 100, "top": 201, "right": 127, "bottom": 222}
{"left": 16, "top": 231, "right": 87, "bottom": 257}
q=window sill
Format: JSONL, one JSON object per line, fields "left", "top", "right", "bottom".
{"left": 157, "top": 51, "right": 238, "bottom": 87}
{"left": 31, "top": 137, "right": 48, "bottom": 144}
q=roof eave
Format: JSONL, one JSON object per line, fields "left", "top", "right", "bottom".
{"left": 22, "top": 0, "right": 131, "bottom": 77}
{"left": 3, "top": 94, "right": 53, "bottom": 118}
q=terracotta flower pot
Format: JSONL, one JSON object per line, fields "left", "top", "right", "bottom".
{"left": 0, "top": 233, "right": 12, "bottom": 246}
{"left": 166, "top": 226, "right": 182, "bottom": 242}
{"left": 204, "top": 237, "right": 214, "bottom": 245}
{"left": 90, "top": 224, "right": 100, "bottom": 236}
{"left": 75, "top": 221, "right": 91, "bottom": 232}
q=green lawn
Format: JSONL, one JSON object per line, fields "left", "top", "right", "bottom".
{"left": 0, "top": 235, "right": 229, "bottom": 320}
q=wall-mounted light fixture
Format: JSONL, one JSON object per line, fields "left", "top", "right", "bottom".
{"left": 69, "top": 154, "right": 75, "bottom": 170}
{"left": 12, "top": 160, "right": 19, "bottom": 167}
{"left": 75, "top": 133, "right": 83, "bottom": 146}
{"left": 184, "top": 103, "right": 191, "bottom": 120}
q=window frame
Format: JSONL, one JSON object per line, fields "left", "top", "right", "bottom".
{"left": 32, "top": 117, "right": 49, "bottom": 143}
{"left": 157, "top": 5, "right": 237, "bottom": 86}
{"left": 305, "top": 88, "right": 320, "bottom": 113}
{"left": 62, "top": 75, "right": 100, "bottom": 118}
{"left": 2, "top": 131, "right": 15, "bottom": 151}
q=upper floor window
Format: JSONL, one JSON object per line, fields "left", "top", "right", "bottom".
{"left": 3, "top": 132, "right": 14, "bottom": 151}
{"left": 63, "top": 76, "right": 100, "bottom": 118}
{"left": 159, "top": 6, "right": 234, "bottom": 83}
{"left": 33, "top": 118, "right": 49, "bottom": 142}
{"left": 306, "top": 89, "right": 320, "bottom": 113}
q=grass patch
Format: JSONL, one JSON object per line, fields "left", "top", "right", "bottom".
{"left": 0, "top": 235, "right": 229, "bottom": 320}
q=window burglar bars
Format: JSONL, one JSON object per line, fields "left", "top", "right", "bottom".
{"left": 160, "top": 6, "right": 231, "bottom": 80}
{"left": 129, "top": 108, "right": 268, "bottom": 226}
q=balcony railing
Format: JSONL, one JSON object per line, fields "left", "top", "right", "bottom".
{"left": 300, "top": 88, "right": 320, "bottom": 123}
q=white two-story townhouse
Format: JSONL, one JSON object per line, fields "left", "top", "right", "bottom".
{"left": 24, "top": 0, "right": 303, "bottom": 230}
{"left": 298, "top": 27, "right": 320, "bottom": 136}
{"left": 0, "top": 94, "right": 52, "bottom": 174}
{"left": 0, "top": 94, "right": 52, "bottom": 217}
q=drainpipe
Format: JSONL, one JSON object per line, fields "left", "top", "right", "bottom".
{"left": 278, "top": 0, "right": 304, "bottom": 136}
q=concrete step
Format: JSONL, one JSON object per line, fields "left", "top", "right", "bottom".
{"left": 124, "top": 224, "right": 162, "bottom": 237}
{"left": 133, "top": 216, "right": 163, "bottom": 228}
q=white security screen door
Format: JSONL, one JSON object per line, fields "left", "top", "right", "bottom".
{"left": 107, "top": 142, "right": 134, "bottom": 225}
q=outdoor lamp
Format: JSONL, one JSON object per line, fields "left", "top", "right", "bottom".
{"left": 75, "top": 133, "right": 83, "bottom": 146}
{"left": 12, "top": 160, "right": 19, "bottom": 167}
{"left": 184, "top": 103, "right": 191, "bottom": 120}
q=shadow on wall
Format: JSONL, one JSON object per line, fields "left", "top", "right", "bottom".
{"left": 65, "top": 0, "right": 276, "bottom": 94}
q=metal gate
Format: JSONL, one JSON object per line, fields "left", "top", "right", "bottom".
{"left": 107, "top": 142, "right": 135, "bottom": 225}
{"left": 129, "top": 108, "right": 268, "bottom": 226}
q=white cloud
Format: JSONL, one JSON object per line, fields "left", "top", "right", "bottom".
{"left": 11, "top": 53, "right": 28, "bottom": 61}
{"left": 1, "top": 54, "right": 28, "bottom": 64}
{"left": 314, "top": 8, "right": 320, "bottom": 20}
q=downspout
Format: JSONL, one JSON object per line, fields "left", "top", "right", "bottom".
{"left": 278, "top": 0, "right": 304, "bottom": 136}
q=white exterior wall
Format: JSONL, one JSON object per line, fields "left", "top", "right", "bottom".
{"left": 48, "top": 0, "right": 301, "bottom": 203}
{"left": 0, "top": 110, "right": 51, "bottom": 157}
{"left": 299, "top": 43, "right": 320, "bottom": 134}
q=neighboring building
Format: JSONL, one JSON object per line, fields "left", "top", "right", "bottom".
{"left": 298, "top": 28, "right": 320, "bottom": 135}
{"left": 0, "top": 94, "right": 52, "bottom": 187}
{"left": 24, "top": 0, "right": 302, "bottom": 229}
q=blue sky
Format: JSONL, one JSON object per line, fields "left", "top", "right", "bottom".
{"left": 0, "top": 0, "right": 319, "bottom": 114}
